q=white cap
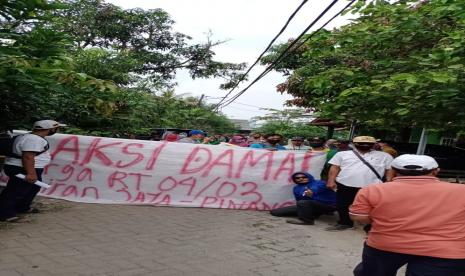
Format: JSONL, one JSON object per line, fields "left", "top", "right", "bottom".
{"left": 391, "top": 154, "right": 438, "bottom": 170}
{"left": 33, "top": 120, "right": 66, "bottom": 130}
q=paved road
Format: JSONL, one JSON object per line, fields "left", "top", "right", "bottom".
{"left": 0, "top": 198, "right": 366, "bottom": 276}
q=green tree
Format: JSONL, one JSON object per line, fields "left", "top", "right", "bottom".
{"left": 51, "top": 0, "right": 246, "bottom": 89}
{"left": 72, "top": 90, "right": 235, "bottom": 136}
{"left": 0, "top": 0, "right": 116, "bottom": 130}
{"left": 252, "top": 109, "right": 346, "bottom": 139}
{"left": 1, "top": 0, "right": 239, "bottom": 136}
{"left": 256, "top": 121, "right": 328, "bottom": 140}
{"left": 262, "top": 0, "right": 465, "bottom": 131}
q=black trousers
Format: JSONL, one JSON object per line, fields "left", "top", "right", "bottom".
{"left": 270, "top": 204, "right": 297, "bottom": 217}
{"left": 336, "top": 182, "right": 361, "bottom": 227}
{"left": 0, "top": 165, "right": 43, "bottom": 219}
{"left": 270, "top": 200, "right": 336, "bottom": 222}
{"left": 354, "top": 243, "right": 465, "bottom": 276}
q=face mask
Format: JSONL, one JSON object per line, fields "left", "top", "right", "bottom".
{"left": 294, "top": 176, "right": 308, "bottom": 184}
{"left": 355, "top": 144, "right": 373, "bottom": 151}
{"left": 310, "top": 143, "right": 324, "bottom": 148}
{"left": 47, "top": 129, "right": 57, "bottom": 136}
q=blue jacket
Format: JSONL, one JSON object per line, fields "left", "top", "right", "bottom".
{"left": 292, "top": 172, "right": 336, "bottom": 206}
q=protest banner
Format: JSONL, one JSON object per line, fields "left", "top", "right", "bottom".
{"left": 0, "top": 134, "right": 327, "bottom": 211}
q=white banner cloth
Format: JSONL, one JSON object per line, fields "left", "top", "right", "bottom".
{"left": 0, "top": 134, "right": 327, "bottom": 210}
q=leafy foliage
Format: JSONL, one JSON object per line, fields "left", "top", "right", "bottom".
{"left": 0, "top": 0, "right": 117, "bottom": 129}
{"left": 51, "top": 0, "right": 246, "bottom": 88}
{"left": 256, "top": 121, "right": 329, "bottom": 140}
{"left": 253, "top": 109, "right": 347, "bottom": 139}
{"left": 263, "top": 0, "right": 465, "bottom": 130}
{"left": 1, "top": 0, "right": 241, "bottom": 135}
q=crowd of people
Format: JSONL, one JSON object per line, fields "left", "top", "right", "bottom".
{"left": 266, "top": 134, "right": 465, "bottom": 275}
{"left": 1, "top": 122, "right": 464, "bottom": 275}
{"left": 155, "top": 129, "right": 397, "bottom": 157}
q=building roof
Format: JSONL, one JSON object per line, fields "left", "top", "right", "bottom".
{"left": 230, "top": 119, "right": 252, "bottom": 130}
{"left": 309, "top": 118, "right": 346, "bottom": 127}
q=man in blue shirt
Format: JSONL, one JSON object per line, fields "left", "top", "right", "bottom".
{"left": 249, "top": 133, "right": 286, "bottom": 151}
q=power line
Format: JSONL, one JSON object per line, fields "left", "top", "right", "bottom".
{"left": 205, "top": 95, "right": 275, "bottom": 109}
{"left": 212, "top": 0, "right": 309, "bottom": 111}
{"left": 219, "top": 0, "right": 356, "bottom": 109}
{"left": 218, "top": 0, "right": 342, "bottom": 108}
{"left": 225, "top": 105, "right": 270, "bottom": 113}
{"left": 231, "top": 101, "right": 273, "bottom": 109}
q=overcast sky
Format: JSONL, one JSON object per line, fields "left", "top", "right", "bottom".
{"left": 107, "top": 0, "right": 354, "bottom": 120}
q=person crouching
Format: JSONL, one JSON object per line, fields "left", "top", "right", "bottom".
{"left": 270, "top": 172, "right": 337, "bottom": 225}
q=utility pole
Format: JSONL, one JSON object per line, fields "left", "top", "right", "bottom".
{"left": 416, "top": 127, "right": 428, "bottom": 155}
{"left": 348, "top": 121, "right": 357, "bottom": 140}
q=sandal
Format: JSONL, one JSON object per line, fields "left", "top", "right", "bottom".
{"left": 1, "top": 216, "right": 20, "bottom": 222}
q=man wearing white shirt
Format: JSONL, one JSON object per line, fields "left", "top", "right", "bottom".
{"left": 325, "top": 136, "right": 393, "bottom": 231}
{"left": 0, "top": 120, "right": 64, "bottom": 222}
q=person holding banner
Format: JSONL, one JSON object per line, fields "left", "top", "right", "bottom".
{"left": 285, "top": 136, "right": 310, "bottom": 151}
{"left": 163, "top": 133, "right": 179, "bottom": 142}
{"left": 270, "top": 172, "right": 336, "bottom": 225}
{"left": 0, "top": 120, "right": 64, "bottom": 222}
{"left": 308, "top": 137, "right": 330, "bottom": 153}
{"left": 224, "top": 134, "right": 249, "bottom": 147}
{"left": 178, "top": 130, "right": 206, "bottom": 144}
{"left": 249, "top": 133, "right": 286, "bottom": 151}
{"left": 247, "top": 133, "right": 263, "bottom": 145}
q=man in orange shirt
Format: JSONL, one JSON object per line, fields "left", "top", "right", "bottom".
{"left": 350, "top": 154, "right": 465, "bottom": 276}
